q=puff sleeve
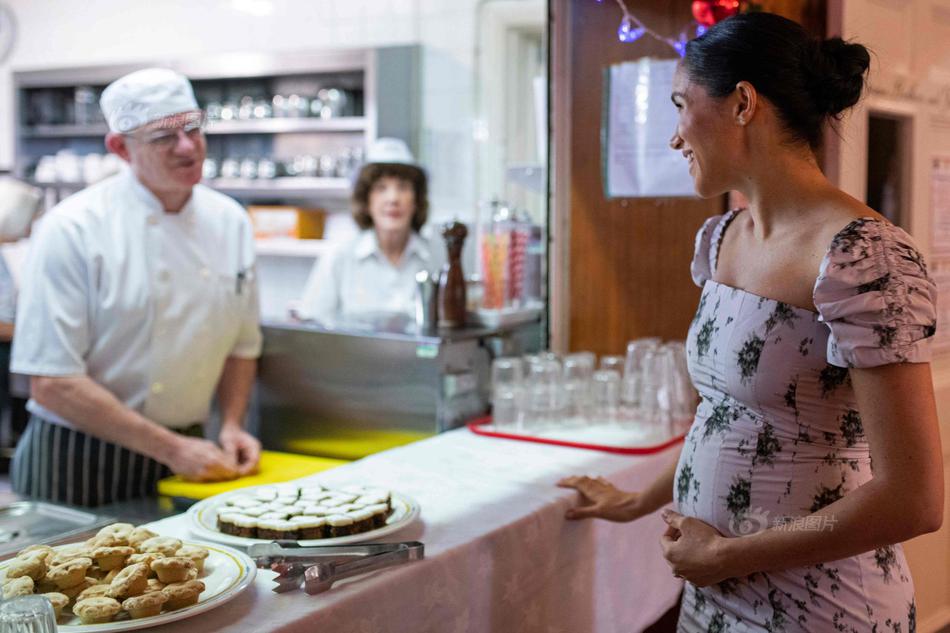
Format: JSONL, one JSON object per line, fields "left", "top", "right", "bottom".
{"left": 813, "top": 219, "right": 937, "bottom": 368}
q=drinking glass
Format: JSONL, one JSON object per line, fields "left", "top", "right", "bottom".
{"left": 622, "top": 338, "right": 661, "bottom": 405}
{"left": 591, "top": 369, "right": 622, "bottom": 425}
{"left": 491, "top": 357, "right": 524, "bottom": 430}
{"left": 523, "top": 357, "right": 563, "bottom": 431}
{"left": 0, "top": 595, "right": 58, "bottom": 633}
{"left": 563, "top": 352, "right": 595, "bottom": 425}
{"left": 599, "top": 355, "right": 625, "bottom": 376}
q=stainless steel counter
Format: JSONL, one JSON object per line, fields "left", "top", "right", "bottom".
{"left": 254, "top": 318, "right": 541, "bottom": 459}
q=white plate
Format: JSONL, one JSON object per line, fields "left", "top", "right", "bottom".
{"left": 0, "top": 541, "right": 256, "bottom": 632}
{"left": 187, "top": 485, "right": 420, "bottom": 547}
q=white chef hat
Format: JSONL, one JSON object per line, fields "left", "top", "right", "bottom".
{"left": 365, "top": 137, "right": 419, "bottom": 167}
{"left": 99, "top": 68, "right": 199, "bottom": 134}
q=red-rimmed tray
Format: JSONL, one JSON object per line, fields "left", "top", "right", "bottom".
{"left": 466, "top": 416, "right": 686, "bottom": 455}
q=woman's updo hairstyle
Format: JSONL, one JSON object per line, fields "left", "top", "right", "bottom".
{"left": 683, "top": 12, "right": 870, "bottom": 151}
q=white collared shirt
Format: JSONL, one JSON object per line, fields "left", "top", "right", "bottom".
{"left": 11, "top": 170, "right": 262, "bottom": 428}
{"left": 298, "top": 229, "right": 436, "bottom": 325}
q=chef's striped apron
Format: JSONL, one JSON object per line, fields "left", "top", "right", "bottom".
{"left": 10, "top": 415, "right": 202, "bottom": 507}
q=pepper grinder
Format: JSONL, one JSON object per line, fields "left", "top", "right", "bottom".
{"left": 438, "top": 221, "right": 468, "bottom": 328}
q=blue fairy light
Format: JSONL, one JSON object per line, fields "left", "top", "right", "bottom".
{"left": 617, "top": 16, "right": 645, "bottom": 42}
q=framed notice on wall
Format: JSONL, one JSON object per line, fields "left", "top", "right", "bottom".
{"left": 929, "top": 156, "right": 950, "bottom": 352}
{"left": 602, "top": 57, "right": 695, "bottom": 198}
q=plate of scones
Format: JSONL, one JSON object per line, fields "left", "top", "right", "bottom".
{"left": 187, "top": 482, "right": 420, "bottom": 547}
{"left": 0, "top": 523, "right": 255, "bottom": 631}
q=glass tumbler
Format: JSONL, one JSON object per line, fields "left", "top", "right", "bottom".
{"left": 591, "top": 369, "right": 622, "bottom": 425}
{"left": 599, "top": 355, "right": 625, "bottom": 377}
{"left": 563, "top": 353, "right": 594, "bottom": 426}
{"left": 491, "top": 357, "right": 524, "bottom": 430}
{"left": 0, "top": 595, "right": 58, "bottom": 633}
{"left": 622, "top": 338, "right": 661, "bottom": 406}
{"left": 523, "top": 358, "right": 563, "bottom": 431}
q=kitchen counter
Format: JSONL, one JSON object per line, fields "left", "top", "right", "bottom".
{"left": 137, "top": 427, "right": 684, "bottom": 633}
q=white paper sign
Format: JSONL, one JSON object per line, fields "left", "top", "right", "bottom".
{"left": 604, "top": 58, "right": 695, "bottom": 198}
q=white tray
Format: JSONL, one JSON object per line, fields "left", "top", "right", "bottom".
{"left": 187, "top": 484, "right": 420, "bottom": 548}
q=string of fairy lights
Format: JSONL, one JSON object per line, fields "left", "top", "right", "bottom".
{"left": 596, "top": 0, "right": 743, "bottom": 56}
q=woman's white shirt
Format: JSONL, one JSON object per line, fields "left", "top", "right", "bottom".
{"left": 299, "top": 229, "right": 435, "bottom": 325}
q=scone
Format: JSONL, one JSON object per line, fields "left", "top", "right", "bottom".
{"left": 48, "top": 547, "right": 93, "bottom": 568}
{"left": 5, "top": 554, "right": 47, "bottom": 581}
{"left": 150, "top": 557, "right": 195, "bottom": 584}
{"left": 17, "top": 544, "right": 55, "bottom": 565}
{"left": 41, "top": 592, "right": 69, "bottom": 617}
{"left": 47, "top": 557, "right": 93, "bottom": 589}
{"left": 161, "top": 579, "right": 205, "bottom": 610}
{"left": 144, "top": 578, "right": 166, "bottom": 593}
{"left": 108, "top": 562, "right": 149, "bottom": 599}
{"left": 73, "top": 596, "right": 121, "bottom": 624}
{"left": 59, "top": 577, "right": 97, "bottom": 602}
{"left": 122, "top": 591, "right": 168, "bottom": 618}
{"left": 2, "top": 575, "right": 34, "bottom": 598}
{"left": 77, "top": 583, "right": 113, "bottom": 602}
{"left": 128, "top": 527, "right": 159, "bottom": 550}
{"left": 127, "top": 553, "right": 164, "bottom": 576}
{"left": 95, "top": 523, "right": 134, "bottom": 545}
{"left": 175, "top": 545, "right": 210, "bottom": 574}
{"left": 139, "top": 536, "right": 182, "bottom": 557}
{"left": 91, "top": 545, "right": 135, "bottom": 571}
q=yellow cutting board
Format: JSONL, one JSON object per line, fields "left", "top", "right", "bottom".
{"left": 157, "top": 450, "right": 349, "bottom": 500}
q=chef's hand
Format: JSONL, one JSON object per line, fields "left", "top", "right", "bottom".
{"left": 660, "top": 509, "right": 736, "bottom": 587}
{"left": 169, "top": 437, "right": 240, "bottom": 482}
{"left": 557, "top": 475, "right": 645, "bottom": 522}
{"left": 218, "top": 426, "right": 261, "bottom": 476}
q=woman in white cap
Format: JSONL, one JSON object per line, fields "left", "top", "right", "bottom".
{"left": 10, "top": 68, "right": 263, "bottom": 506}
{"left": 298, "top": 137, "right": 435, "bottom": 326}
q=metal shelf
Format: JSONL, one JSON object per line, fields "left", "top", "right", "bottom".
{"left": 209, "top": 177, "right": 350, "bottom": 199}
{"left": 206, "top": 117, "right": 366, "bottom": 134}
{"left": 23, "top": 124, "right": 109, "bottom": 138}
{"left": 28, "top": 177, "right": 351, "bottom": 201}
{"left": 255, "top": 238, "right": 327, "bottom": 258}
{"left": 23, "top": 117, "right": 367, "bottom": 138}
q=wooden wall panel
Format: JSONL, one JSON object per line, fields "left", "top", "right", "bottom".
{"left": 565, "top": 0, "right": 826, "bottom": 356}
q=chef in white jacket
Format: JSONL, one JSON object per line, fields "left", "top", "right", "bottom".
{"left": 11, "top": 68, "right": 263, "bottom": 506}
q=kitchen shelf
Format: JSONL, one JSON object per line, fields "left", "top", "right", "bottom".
{"left": 22, "top": 124, "right": 109, "bottom": 138}
{"left": 254, "top": 238, "right": 327, "bottom": 258}
{"left": 206, "top": 117, "right": 366, "bottom": 134}
{"left": 27, "top": 177, "right": 352, "bottom": 203}
{"left": 209, "top": 177, "right": 350, "bottom": 199}
{"left": 23, "top": 117, "right": 367, "bottom": 138}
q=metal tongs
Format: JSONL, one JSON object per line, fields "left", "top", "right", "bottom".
{"left": 249, "top": 541, "right": 425, "bottom": 594}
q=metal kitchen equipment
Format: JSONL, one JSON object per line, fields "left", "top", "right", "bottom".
{"left": 255, "top": 319, "right": 542, "bottom": 459}
{"left": 0, "top": 502, "right": 114, "bottom": 559}
{"left": 249, "top": 541, "right": 425, "bottom": 594}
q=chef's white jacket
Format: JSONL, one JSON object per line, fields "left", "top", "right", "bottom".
{"left": 11, "top": 170, "right": 262, "bottom": 429}
{"left": 298, "top": 229, "right": 436, "bottom": 325}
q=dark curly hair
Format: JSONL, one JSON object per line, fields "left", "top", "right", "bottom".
{"left": 684, "top": 12, "right": 871, "bottom": 151}
{"left": 351, "top": 163, "right": 429, "bottom": 232}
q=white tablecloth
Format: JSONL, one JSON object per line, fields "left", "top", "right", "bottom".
{"left": 146, "top": 428, "right": 684, "bottom": 633}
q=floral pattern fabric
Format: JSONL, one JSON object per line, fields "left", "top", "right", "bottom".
{"left": 675, "top": 211, "right": 936, "bottom": 632}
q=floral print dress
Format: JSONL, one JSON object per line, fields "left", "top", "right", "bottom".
{"left": 675, "top": 210, "right": 937, "bottom": 633}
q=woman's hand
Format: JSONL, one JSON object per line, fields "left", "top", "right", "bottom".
{"left": 660, "top": 509, "right": 739, "bottom": 586}
{"left": 557, "top": 475, "right": 645, "bottom": 522}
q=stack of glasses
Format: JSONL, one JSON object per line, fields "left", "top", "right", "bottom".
{"left": 490, "top": 339, "right": 697, "bottom": 438}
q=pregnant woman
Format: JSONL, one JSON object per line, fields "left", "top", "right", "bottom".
{"left": 560, "top": 12, "right": 943, "bottom": 632}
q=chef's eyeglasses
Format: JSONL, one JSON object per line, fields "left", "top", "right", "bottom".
{"left": 125, "top": 112, "right": 207, "bottom": 148}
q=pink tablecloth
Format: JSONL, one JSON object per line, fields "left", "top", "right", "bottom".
{"left": 147, "top": 428, "right": 684, "bottom": 633}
